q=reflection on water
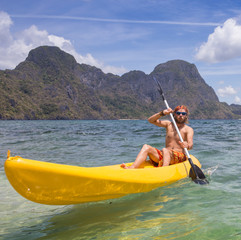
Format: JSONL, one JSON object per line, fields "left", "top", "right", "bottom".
{"left": 2, "top": 178, "right": 212, "bottom": 240}
{"left": 3, "top": 180, "right": 199, "bottom": 240}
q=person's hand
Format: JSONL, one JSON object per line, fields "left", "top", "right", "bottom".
{"left": 163, "top": 108, "right": 173, "bottom": 115}
{"left": 178, "top": 141, "right": 189, "bottom": 149}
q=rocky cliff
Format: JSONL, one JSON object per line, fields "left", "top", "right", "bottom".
{"left": 0, "top": 46, "right": 240, "bottom": 120}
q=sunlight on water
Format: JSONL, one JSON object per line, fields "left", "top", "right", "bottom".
{"left": 0, "top": 120, "right": 241, "bottom": 239}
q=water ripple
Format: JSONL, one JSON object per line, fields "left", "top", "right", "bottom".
{"left": 0, "top": 120, "right": 241, "bottom": 239}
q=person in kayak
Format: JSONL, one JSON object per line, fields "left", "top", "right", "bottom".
{"left": 121, "top": 105, "right": 193, "bottom": 169}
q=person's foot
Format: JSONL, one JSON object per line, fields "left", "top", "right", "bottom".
{"left": 120, "top": 163, "right": 135, "bottom": 169}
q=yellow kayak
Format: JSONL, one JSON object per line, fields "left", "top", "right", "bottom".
{"left": 4, "top": 152, "right": 201, "bottom": 205}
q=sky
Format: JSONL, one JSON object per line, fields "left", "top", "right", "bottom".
{"left": 1, "top": 0, "right": 241, "bottom": 105}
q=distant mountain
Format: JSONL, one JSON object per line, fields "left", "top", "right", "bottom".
{"left": 230, "top": 104, "right": 241, "bottom": 116}
{"left": 0, "top": 46, "right": 240, "bottom": 120}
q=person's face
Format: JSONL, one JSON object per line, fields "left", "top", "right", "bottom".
{"left": 174, "top": 109, "right": 187, "bottom": 124}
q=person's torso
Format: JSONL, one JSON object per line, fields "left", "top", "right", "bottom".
{"left": 165, "top": 123, "right": 187, "bottom": 152}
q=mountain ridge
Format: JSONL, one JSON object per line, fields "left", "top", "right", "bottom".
{"left": 0, "top": 46, "right": 240, "bottom": 120}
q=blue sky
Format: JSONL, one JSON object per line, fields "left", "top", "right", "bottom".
{"left": 1, "top": 0, "right": 241, "bottom": 105}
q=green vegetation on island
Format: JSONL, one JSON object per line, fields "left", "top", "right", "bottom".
{"left": 0, "top": 46, "right": 240, "bottom": 120}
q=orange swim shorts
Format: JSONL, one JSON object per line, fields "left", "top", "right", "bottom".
{"left": 151, "top": 148, "right": 187, "bottom": 167}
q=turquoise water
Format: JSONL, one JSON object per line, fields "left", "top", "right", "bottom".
{"left": 0, "top": 120, "right": 240, "bottom": 239}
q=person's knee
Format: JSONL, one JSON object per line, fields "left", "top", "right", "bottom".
{"left": 142, "top": 144, "right": 151, "bottom": 153}
{"left": 142, "top": 144, "right": 150, "bottom": 149}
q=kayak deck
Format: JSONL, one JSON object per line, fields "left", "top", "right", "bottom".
{"left": 4, "top": 154, "right": 201, "bottom": 205}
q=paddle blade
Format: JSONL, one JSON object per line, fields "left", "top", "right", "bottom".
{"left": 189, "top": 163, "right": 209, "bottom": 185}
{"left": 193, "top": 178, "right": 209, "bottom": 185}
{"left": 153, "top": 77, "right": 166, "bottom": 101}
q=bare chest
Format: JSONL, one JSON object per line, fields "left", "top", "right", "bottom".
{"left": 166, "top": 125, "right": 187, "bottom": 141}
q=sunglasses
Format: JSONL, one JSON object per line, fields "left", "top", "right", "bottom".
{"left": 175, "top": 111, "right": 187, "bottom": 116}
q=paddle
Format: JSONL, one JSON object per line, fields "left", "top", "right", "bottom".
{"left": 154, "top": 77, "right": 209, "bottom": 185}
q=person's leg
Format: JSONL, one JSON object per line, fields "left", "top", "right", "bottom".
{"left": 121, "top": 144, "right": 159, "bottom": 169}
{"left": 170, "top": 150, "right": 187, "bottom": 165}
{"left": 161, "top": 148, "right": 172, "bottom": 166}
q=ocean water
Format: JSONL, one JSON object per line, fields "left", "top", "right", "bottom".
{"left": 0, "top": 120, "right": 240, "bottom": 240}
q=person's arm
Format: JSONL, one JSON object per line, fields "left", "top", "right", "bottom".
{"left": 148, "top": 108, "right": 172, "bottom": 127}
{"left": 178, "top": 127, "right": 194, "bottom": 150}
{"left": 186, "top": 127, "right": 194, "bottom": 150}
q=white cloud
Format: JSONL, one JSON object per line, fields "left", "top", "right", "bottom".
{"left": 195, "top": 18, "right": 241, "bottom": 63}
{"left": 0, "top": 11, "right": 127, "bottom": 75}
{"left": 234, "top": 96, "right": 241, "bottom": 104}
{"left": 0, "top": 11, "right": 13, "bottom": 47}
{"left": 217, "top": 85, "right": 237, "bottom": 97}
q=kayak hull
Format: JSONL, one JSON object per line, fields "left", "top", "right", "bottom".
{"left": 4, "top": 155, "right": 201, "bottom": 205}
